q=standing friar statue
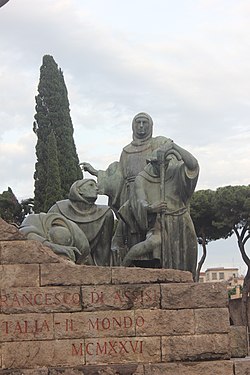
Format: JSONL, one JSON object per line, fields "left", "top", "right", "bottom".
{"left": 121, "top": 141, "right": 199, "bottom": 280}
{"left": 81, "top": 112, "right": 199, "bottom": 277}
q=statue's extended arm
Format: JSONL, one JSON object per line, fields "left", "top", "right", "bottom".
{"left": 158, "top": 141, "right": 198, "bottom": 171}
{"left": 80, "top": 162, "right": 98, "bottom": 177}
{"left": 172, "top": 143, "right": 198, "bottom": 171}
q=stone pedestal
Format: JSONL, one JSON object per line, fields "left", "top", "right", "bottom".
{"left": 0, "top": 218, "right": 245, "bottom": 374}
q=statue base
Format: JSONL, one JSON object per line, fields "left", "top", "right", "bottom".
{"left": 0, "top": 219, "right": 247, "bottom": 374}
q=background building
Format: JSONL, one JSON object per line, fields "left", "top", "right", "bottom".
{"left": 199, "top": 267, "right": 244, "bottom": 299}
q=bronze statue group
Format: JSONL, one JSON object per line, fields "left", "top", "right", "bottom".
{"left": 20, "top": 113, "right": 199, "bottom": 279}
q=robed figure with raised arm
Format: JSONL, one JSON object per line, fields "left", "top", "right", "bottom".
{"left": 122, "top": 141, "right": 199, "bottom": 279}
{"left": 81, "top": 112, "right": 173, "bottom": 262}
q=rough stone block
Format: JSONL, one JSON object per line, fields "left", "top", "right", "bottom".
{"left": 0, "top": 264, "right": 39, "bottom": 288}
{"left": 135, "top": 309, "right": 194, "bottom": 336}
{"left": 54, "top": 310, "right": 136, "bottom": 339}
{"left": 49, "top": 364, "right": 145, "bottom": 374}
{"left": 0, "top": 313, "right": 54, "bottom": 342}
{"left": 162, "top": 333, "right": 230, "bottom": 362}
{"left": 41, "top": 263, "right": 111, "bottom": 286}
{"left": 1, "top": 240, "right": 60, "bottom": 264}
{"left": 229, "top": 326, "right": 248, "bottom": 358}
{"left": 0, "top": 287, "right": 81, "bottom": 313}
{"left": 229, "top": 298, "right": 250, "bottom": 326}
{"left": 234, "top": 358, "right": 250, "bottom": 375}
{"left": 0, "top": 369, "right": 48, "bottom": 374}
{"left": 161, "top": 282, "right": 228, "bottom": 309}
{"left": 195, "top": 308, "right": 230, "bottom": 334}
{"left": 0, "top": 219, "right": 25, "bottom": 241}
{"left": 85, "top": 336, "right": 161, "bottom": 365}
{"left": 1, "top": 339, "right": 85, "bottom": 369}
{"left": 111, "top": 267, "right": 192, "bottom": 284}
{"left": 81, "top": 284, "right": 161, "bottom": 311}
{"left": 144, "top": 360, "right": 234, "bottom": 374}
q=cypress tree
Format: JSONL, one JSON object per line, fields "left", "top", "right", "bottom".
{"left": 44, "top": 130, "right": 63, "bottom": 211}
{"left": 33, "top": 55, "right": 83, "bottom": 212}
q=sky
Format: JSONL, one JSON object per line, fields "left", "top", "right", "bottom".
{"left": 0, "top": 0, "right": 249, "bottom": 274}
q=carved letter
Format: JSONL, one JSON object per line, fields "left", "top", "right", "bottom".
{"left": 66, "top": 319, "right": 74, "bottom": 332}
{"left": 86, "top": 342, "right": 94, "bottom": 355}
{"left": 101, "top": 318, "right": 110, "bottom": 330}
{"left": 12, "top": 294, "right": 21, "bottom": 306}
{"left": 22, "top": 294, "right": 33, "bottom": 306}
{"left": 88, "top": 318, "right": 99, "bottom": 331}
{"left": 72, "top": 343, "right": 83, "bottom": 356}
{"left": 96, "top": 341, "right": 107, "bottom": 355}
{"left": 91, "top": 291, "right": 104, "bottom": 304}
{"left": 72, "top": 293, "right": 80, "bottom": 305}
{"left": 135, "top": 316, "right": 145, "bottom": 328}
{"left": 113, "top": 291, "right": 123, "bottom": 303}
{"left": 123, "top": 316, "right": 133, "bottom": 328}
{"left": 34, "top": 293, "right": 43, "bottom": 305}
{"left": 119, "top": 340, "right": 129, "bottom": 354}
{"left": 108, "top": 341, "right": 118, "bottom": 354}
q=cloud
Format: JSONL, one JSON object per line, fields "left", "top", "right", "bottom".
{"left": 0, "top": 0, "right": 249, "bottom": 202}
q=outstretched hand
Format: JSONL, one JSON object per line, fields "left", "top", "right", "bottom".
{"left": 79, "top": 162, "right": 98, "bottom": 176}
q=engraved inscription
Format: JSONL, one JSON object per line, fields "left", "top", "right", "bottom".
{"left": 85, "top": 339, "right": 143, "bottom": 355}
{"left": 0, "top": 313, "right": 54, "bottom": 341}
{"left": 84, "top": 336, "right": 161, "bottom": 364}
{"left": 0, "top": 288, "right": 81, "bottom": 312}
{"left": 90, "top": 289, "right": 157, "bottom": 306}
{"left": 54, "top": 311, "right": 145, "bottom": 339}
{"left": 71, "top": 339, "right": 143, "bottom": 356}
{"left": 88, "top": 315, "right": 145, "bottom": 332}
{"left": 82, "top": 284, "right": 161, "bottom": 311}
{"left": 2, "top": 319, "right": 50, "bottom": 335}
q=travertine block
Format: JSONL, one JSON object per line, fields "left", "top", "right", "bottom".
{"left": 49, "top": 365, "right": 144, "bottom": 374}
{"left": 162, "top": 333, "right": 230, "bottom": 362}
{"left": 2, "top": 339, "right": 85, "bottom": 368}
{"left": 0, "top": 313, "right": 54, "bottom": 342}
{"left": 135, "top": 309, "right": 194, "bottom": 336}
{"left": 0, "top": 264, "right": 39, "bottom": 288}
{"left": 161, "top": 282, "right": 228, "bottom": 309}
{"left": 41, "top": 263, "right": 111, "bottom": 286}
{"left": 81, "top": 284, "right": 161, "bottom": 311}
{"left": 54, "top": 310, "right": 136, "bottom": 339}
{"left": 0, "top": 287, "right": 81, "bottom": 313}
{"left": 85, "top": 336, "right": 161, "bottom": 365}
{"left": 0, "top": 219, "right": 25, "bottom": 241}
{"left": 111, "top": 267, "right": 192, "bottom": 284}
{"left": 0, "top": 369, "right": 49, "bottom": 374}
{"left": 195, "top": 308, "right": 230, "bottom": 334}
{"left": 1, "top": 240, "right": 59, "bottom": 264}
{"left": 144, "top": 360, "right": 234, "bottom": 374}
{"left": 229, "top": 326, "right": 248, "bottom": 358}
{"left": 234, "top": 358, "right": 250, "bottom": 375}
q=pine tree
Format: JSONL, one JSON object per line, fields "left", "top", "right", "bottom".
{"left": 44, "top": 130, "right": 63, "bottom": 211}
{"left": 33, "top": 55, "right": 82, "bottom": 212}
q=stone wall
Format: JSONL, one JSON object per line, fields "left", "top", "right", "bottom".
{"left": 0, "top": 218, "right": 248, "bottom": 374}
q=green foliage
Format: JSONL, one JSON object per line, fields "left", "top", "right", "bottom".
{"left": 228, "top": 286, "right": 243, "bottom": 299}
{"left": 44, "top": 130, "right": 63, "bottom": 211}
{"left": 190, "top": 189, "right": 225, "bottom": 244}
{"left": 0, "top": 187, "right": 22, "bottom": 225}
{"left": 33, "top": 55, "right": 82, "bottom": 212}
{"left": 213, "top": 185, "right": 250, "bottom": 238}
